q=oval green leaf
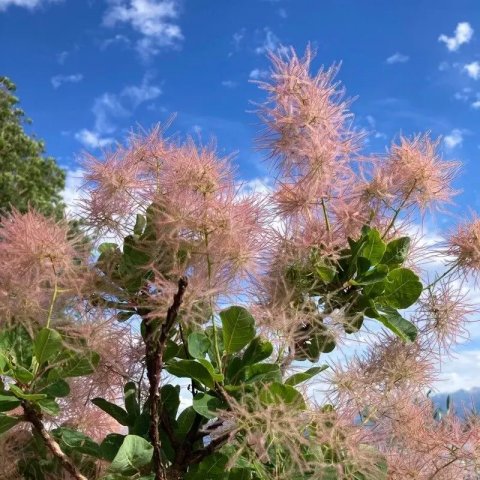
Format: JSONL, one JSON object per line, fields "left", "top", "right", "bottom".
{"left": 220, "top": 306, "right": 255, "bottom": 354}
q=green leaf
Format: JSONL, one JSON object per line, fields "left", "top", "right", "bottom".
{"left": 92, "top": 398, "right": 130, "bottom": 426}
{"left": 285, "top": 365, "right": 328, "bottom": 386}
{"left": 37, "top": 397, "right": 60, "bottom": 416}
{"left": 98, "top": 242, "right": 118, "bottom": 254}
{"left": 122, "top": 235, "right": 150, "bottom": 267}
{"left": 100, "top": 433, "right": 125, "bottom": 462}
{"left": 9, "top": 385, "right": 47, "bottom": 402}
{"left": 176, "top": 407, "right": 197, "bottom": 440}
{"left": 133, "top": 214, "right": 146, "bottom": 236}
{"left": 0, "top": 414, "right": 19, "bottom": 435}
{"left": 241, "top": 336, "right": 273, "bottom": 366}
{"left": 34, "top": 328, "right": 63, "bottom": 365}
{"left": 369, "top": 304, "right": 418, "bottom": 342}
{"left": 359, "top": 228, "right": 386, "bottom": 266}
{"left": 259, "top": 382, "right": 306, "bottom": 409}
{"left": 117, "top": 311, "right": 135, "bottom": 322}
{"left": 165, "top": 360, "right": 215, "bottom": 388}
{"left": 353, "top": 264, "right": 389, "bottom": 285}
{"left": 192, "top": 393, "right": 224, "bottom": 419}
{"left": 12, "top": 365, "right": 34, "bottom": 383}
{"left": 0, "top": 325, "right": 33, "bottom": 370}
{"left": 197, "top": 359, "right": 224, "bottom": 383}
{"left": 39, "top": 379, "right": 70, "bottom": 398}
{"left": 185, "top": 453, "right": 229, "bottom": 478}
{"left": 187, "top": 332, "right": 211, "bottom": 360}
{"left": 315, "top": 264, "right": 337, "bottom": 283}
{"left": 109, "top": 435, "right": 153, "bottom": 476}
{"left": 228, "top": 468, "right": 253, "bottom": 480}
{"left": 382, "top": 237, "right": 410, "bottom": 266}
{"left": 220, "top": 306, "right": 256, "bottom": 354}
{"left": 380, "top": 268, "right": 423, "bottom": 309}
{"left": 160, "top": 384, "right": 180, "bottom": 420}
{"left": 52, "top": 427, "right": 101, "bottom": 458}
{"left": 0, "top": 392, "right": 21, "bottom": 412}
{"left": 244, "top": 363, "right": 282, "bottom": 384}
{"left": 130, "top": 412, "right": 149, "bottom": 437}
{"left": 124, "top": 382, "right": 140, "bottom": 420}
{"left": 56, "top": 350, "right": 100, "bottom": 378}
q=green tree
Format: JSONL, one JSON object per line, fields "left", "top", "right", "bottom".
{"left": 0, "top": 76, "right": 65, "bottom": 217}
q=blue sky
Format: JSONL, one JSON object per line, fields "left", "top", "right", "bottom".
{"left": 2, "top": 0, "right": 480, "bottom": 393}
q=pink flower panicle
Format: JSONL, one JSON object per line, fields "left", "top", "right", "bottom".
{"left": 0, "top": 210, "right": 84, "bottom": 325}
{"left": 448, "top": 216, "right": 480, "bottom": 279}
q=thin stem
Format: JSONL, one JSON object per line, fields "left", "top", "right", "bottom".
{"left": 320, "top": 197, "right": 331, "bottom": 233}
{"left": 204, "top": 230, "right": 222, "bottom": 370}
{"left": 46, "top": 269, "right": 59, "bottom": 329}
{"left": 381, "top": 181, "right": 417, "bottom": 240}
{"left": 423, "top": 264, "right": 458, "bottom": 291}
{"left": 22, "top": 401, "right": 87, "bottom": 480}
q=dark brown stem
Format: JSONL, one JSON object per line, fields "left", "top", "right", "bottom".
{"left": 22, "top": 402, "right": 88, "bottom": 480}
{"left": 145, "top": 276, "right": 188, "bottom": 480}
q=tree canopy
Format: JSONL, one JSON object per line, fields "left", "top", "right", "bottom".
{"left": 0, "top": 76, "right": 65, "bottom": 217}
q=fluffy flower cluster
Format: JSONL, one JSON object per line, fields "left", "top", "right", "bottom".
{"left": 1, "top": 45, "right": 480, "bottom": 480}
{"left": 0, "top": 210, "right": 85, "bottom": 325}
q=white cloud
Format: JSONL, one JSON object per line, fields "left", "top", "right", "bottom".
{"left": 221, "top": 80, "right": 237, "bottom": 88}
{"left": 232, "top": 28, "right": 245, "bottom": 50}
{"left": 472, "top": 99, "right": 480, "bottom": 109}
{"left": 249, "top": 68, "right": 268, "bottom": 80}
{"left": 101, "top": 34, "right": 131, "bottom": 50}
{"left": 454, "top": 87, "right": 473, "bottom": 102}
{"left": 255, "top": 27, "right": 287, "bottom": 55}
{"left": 75, "top": 75, "right": 161, "bottom": 149}
{"left": 435, "top": 350, "right": 480, "bottom": 393}
{"left": 438, "top": 22, "right": 474, "bottom": 51}
{"left": 51, "top": 73, "right": 83, "bottom": 89}
{"left": 57, "top": 50, "right": 69, "bottom": 64}
{"left": 0, "top": 0, "right": 60, "bottom": 11}
{"left": 277, "top": 7, "right": 287, "bottom": 18}
{"left": 103, "top": 0, "right": 183, "bottom": 59}
{"left": 74, "top": 129, "right": 115, "bottom": 150}
{"left": 444, "top": 129, "right": 464, "bottom": 149}
{"left": 386, "top": 52, "right": 409, "bottom": 64}
{"left": 62, "top": 167, "right": 85, "bottom": 215}
{"left": 464, "top": 61, "right": 480, "bottom": 80}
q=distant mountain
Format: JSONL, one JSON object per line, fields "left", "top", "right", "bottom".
{"left": 433, "top": 387, "right": 480, "bottom": 418}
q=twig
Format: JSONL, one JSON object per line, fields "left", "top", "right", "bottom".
{"left": 144, "top": 276, "right": 188, "bottom": 480}
{"left": 22, "top": 401, "right": 87, "bottom": 480}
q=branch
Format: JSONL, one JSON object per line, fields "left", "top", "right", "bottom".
{"left": 189, "top": 433, "right": 231, "bottom": 465}
{"left": 22, "top": 402, "right": 87, "bottom": 480}
{"left": 144, "top": 276, "right": 188, "bottom": 480}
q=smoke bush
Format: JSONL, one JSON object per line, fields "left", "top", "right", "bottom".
{"left": 0, "top": 47, "right": 479, "bottom": 480}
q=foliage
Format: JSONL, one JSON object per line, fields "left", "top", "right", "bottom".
{"left": 0, "top": 47, "right": 479, "bottom": 480}
{"left": 0, "top": 76, "right": 65, "bottom": 217}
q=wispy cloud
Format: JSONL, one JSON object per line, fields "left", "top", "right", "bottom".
{"left": 438, "top": 21, "right": 474, "bottom": 51}
{"left": 232, "top": 28, "right": 246, "bottom": 50}
{"left": 249, "top": 68, "right": 269, "bottom": 80}
{"left": 464, "top": 61, "right": 480, "bottom": 80}
{"left": 221, "top": 80, "right": 237, "bottom": 88}
{"left": 75, "top": 75, "right": 162, "bottom": 149}
{"left": 103, "top": 0, "right": 183, "bottom": 59}
{"left": 74, "top": 130, "right": 115, "bottom": 150}
{"left": 386, "top": 52, "right": 409, "bottom": 64}
{"left": 51, "top": 73, "right": 83, "bottom": 89}
{"left": 472, "top": 99, "right": 480, "bottom": 109}
{"left": 0, "top": 0, "right": 61, "bottom": 11}
{"left": 444, "top": 129, "right": 464, "bottom": 149}
{"left": 100, "top": 34, "right": 131, "bottom": 50}
{"left": 255, "top": 27, "right": 287, "bottom": 55}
